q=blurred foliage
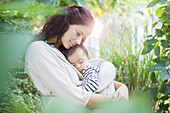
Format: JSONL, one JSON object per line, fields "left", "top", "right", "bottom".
{"left": 141, "top": 0, "right": 170, "bottom": 112}
{"left": 0, "top": 0, "right": 168, "bottom": 113}
{"left": 43, "top": 95, "right": 152, "bottom": 113}
{"left": 100, "top": 0, "right": 169, "bottom": 113}
{"left": 0, "top": 63, "right": 42, "bottom": 113}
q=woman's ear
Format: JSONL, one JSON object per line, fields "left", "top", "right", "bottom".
{"left": 88, "top": 55, "right": 91, "bottom": 60}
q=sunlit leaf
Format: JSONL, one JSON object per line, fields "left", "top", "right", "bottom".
{"left": 146, "top": 35, "right": 152, "bottom": 38}
{"left": 147, "top": 0, "right": 159, "bottom": 8}
{"left": 144, "top": 39, "right": 158, "bottom": 45}
{"left": 148, "top": 87, "right": 158, "bottom": 99}
{"left": 146, "top": 64, "right": 165, "bottom": 71}
{"left": 154, "top": 46, "right": 160, "bottom": 57}
{"left": 152, "top": 22, "right": 158, "bottom": 28}
{"left": 141, "top": 45, "right": 154, "bottom": 55}
{"left": 159, "top": 71, "right": 170, "bottom": 81}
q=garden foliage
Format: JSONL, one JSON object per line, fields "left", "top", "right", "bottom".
{"left": 141, "top": 0, "right": 170, "bottom": 112}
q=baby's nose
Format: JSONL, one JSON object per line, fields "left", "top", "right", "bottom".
{"left": 75, "top": 37, "right": 82, "bottom": 45}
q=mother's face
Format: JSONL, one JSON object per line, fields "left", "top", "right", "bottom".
{"left": 61, "top": 23, "right": 94, "bottom": 49}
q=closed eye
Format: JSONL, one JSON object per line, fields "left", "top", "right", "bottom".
{"left": 79, "top": 60, "right": 84, "bottom": 64}
{"left": 76, "top": 31, "right": 81, "bottom": 37}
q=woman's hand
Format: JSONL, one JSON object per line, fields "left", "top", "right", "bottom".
{"left": 112, "top": 81, "right": 129, "bottom": 101}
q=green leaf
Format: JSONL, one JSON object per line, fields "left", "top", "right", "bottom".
{"left": 153, "top": 57, "right": 167, "bottom": 63}
{"left": 166, "top": 7, "right": 170, "bottom": 11}
{"left": 141, "top": 45, "right": 154, "bottom": 55}
{"left": 165, "top": 19, "right": 170, "bottom": 22}
{"left": 146, "top": 35, "right": 152, "bottom": 38}
{"left": 152, "top": 22, "right": 158, "bottom": 28}
{"left": 144, "top": 39, "right": 158, "bottom": 45}
{"left": 147, "top": 0, "right": 159, "bottom": 8}
{"left": 159, "top": 71, "right": 170, "bottom": 81}
{"left": 0, "top": 14, "right": 14, "bottom": 24}
{"left": 165, "top": 14, "right": 170, "bottom": 19}
{"left": 161, "top": 40, "right": 170, "bottom": 48}
{"left": 167, "top": 35, "right": 170, "bottom": 41}
{"left": 150, "top": 72, "right": 157, "bottom": 83}
{"left": 165, "top": 86, "right": 170, "bottom": 96}
{"left": 160, "top": 83, "right": 166, "bottom": 93}
{"left": 160, "top": 96, "right": 169, "bottom": 100}
{"left": 149, "top": 87, "right": 158, "bottom": 99}
{"left": 159, "top": 103, "right": 169, "bottom": 110}
{"left": 146, "top": 64, "right": 165, "bottom": 71}
{"left": 160, "top": 0, "right": 167, "bottom": 4}
{"left": 75, "top": 0, "right": 90, "bottom": 8}
{"left": 156, "top": 29, "right": 163, "bottom": 37}
{"left": 154, "top": 46, "right": 160, "bottom": 57}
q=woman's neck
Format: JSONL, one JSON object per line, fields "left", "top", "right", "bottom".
{"left": 46, "top": 36, "right": 61, "bottom": 49}
{"left": 46, "top": 36, "right": 57, "bottom": 44}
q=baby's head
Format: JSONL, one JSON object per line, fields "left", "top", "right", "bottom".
{"left": 62, "top": 44, "right": 90, "bottom": 73}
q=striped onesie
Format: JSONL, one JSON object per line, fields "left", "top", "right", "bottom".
{"left": 81, "top": 63, "right": 100, "bottom": 92}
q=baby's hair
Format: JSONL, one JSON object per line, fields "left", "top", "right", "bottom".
{"left": 62, "top": 44, "right": 89, "bottom": 59}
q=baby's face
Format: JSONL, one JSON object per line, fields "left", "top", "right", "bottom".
{"left": 67, "top": 48, "right": 90, "bottom": 73}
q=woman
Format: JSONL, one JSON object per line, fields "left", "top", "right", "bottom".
{"left": 25, "top": 5, "right": 128, "bottom": 109}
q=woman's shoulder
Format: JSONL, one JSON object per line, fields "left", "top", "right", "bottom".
{"left": 90, "top": 58, "right": 116, "bottom": 70}
{"left": 28, "top": 41, "right": 45, "bottom": 49}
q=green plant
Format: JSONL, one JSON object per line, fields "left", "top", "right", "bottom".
{"left": 141, "top": 0, "right": 170, "bottom": 112}
{"left": 0, "top": 62, "right": 42, "bottom": 113}
{"left": 100, "top": 25, "right": 154, "bottom": 94}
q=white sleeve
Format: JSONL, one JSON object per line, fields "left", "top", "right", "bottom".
{"left": 25, "top": 42, "right": 92, "bottom": 106}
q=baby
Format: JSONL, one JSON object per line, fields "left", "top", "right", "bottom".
{"left": 62, "top": 44, "right": 115, "bottom": 96}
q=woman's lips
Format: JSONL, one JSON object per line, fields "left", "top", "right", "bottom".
{"left": 70, "top": 41, "right": 75, "bottom": 47}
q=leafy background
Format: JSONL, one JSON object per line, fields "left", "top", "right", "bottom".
{"left": 0, "top": 0, "right": 169, "bottom": 113}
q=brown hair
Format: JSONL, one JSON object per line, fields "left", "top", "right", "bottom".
{"left": 61, "top": 44, "right": 89, "bottom": 59}
{"left": 40, "top": 5, "right": 94, "bottom": 46}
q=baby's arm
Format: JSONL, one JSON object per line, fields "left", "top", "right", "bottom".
{"left": 82, "top": 64, "right": 100, "bottom": 92}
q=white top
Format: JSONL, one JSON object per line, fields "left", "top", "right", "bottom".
{"left": 25, "top": 41, "right": 92, "bottom": 106}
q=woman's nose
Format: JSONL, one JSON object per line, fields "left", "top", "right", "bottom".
{"left": 75, "top": 37, "right": 82, "bottom": 45}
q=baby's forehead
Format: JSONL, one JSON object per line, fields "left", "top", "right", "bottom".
{"left": 74, "top": 47, "right": 87, "bottom": 56}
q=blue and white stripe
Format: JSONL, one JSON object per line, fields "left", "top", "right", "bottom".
{"left": 82, "top": 64, "right": 100, "bottom": 92}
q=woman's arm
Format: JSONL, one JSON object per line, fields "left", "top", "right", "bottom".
{"left": 113, "top": 81, "right": 129, "bottom": 101}
{"left": 86, "top": 93, "right": 111, "bottom": 108}
{"left": 86, "top": 81, "right": 129, "bottom": 108}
